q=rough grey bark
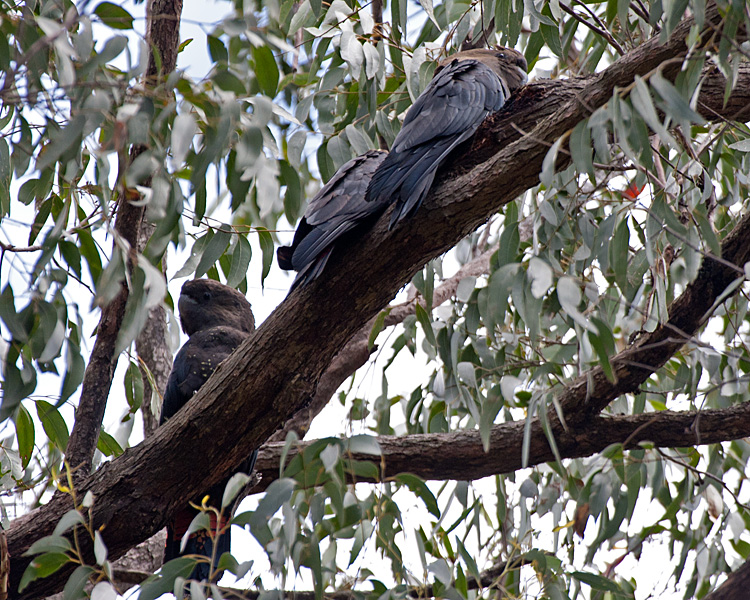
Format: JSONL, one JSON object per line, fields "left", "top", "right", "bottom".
{"left": 0, "top": 529, "right": 7, "bottom": 600}
{"left": 135, "top": 217, "right": 173, "bottom": 437}
{"left": 135, "top": 303, "right": 172, "bottom": 436}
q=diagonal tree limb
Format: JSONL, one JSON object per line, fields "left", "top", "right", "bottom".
{"left": 8, "top": 4, "right": 748, "bottom": 597}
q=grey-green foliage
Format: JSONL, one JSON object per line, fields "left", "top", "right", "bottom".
{"left": 3, "top": 0, "right": 750, "bottom": 597}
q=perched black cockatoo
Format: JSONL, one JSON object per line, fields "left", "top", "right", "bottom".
{"left": 366, "top": 48, "right": 528, "bottom": 228}
{"left": 277, "top": 149, "right": 388, "bottom": 289}
{"left": 161, "top": 278, "right": 256, "bottom": 582}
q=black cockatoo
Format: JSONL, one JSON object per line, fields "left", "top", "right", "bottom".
{"left": 277, "top": 149, "right": 388, "bottom": 288}
{"left": 161, "top": 278, "right": 256, "bottom": 582}
{"left": 366, "top": 48, "right": 528, "bottom": 228}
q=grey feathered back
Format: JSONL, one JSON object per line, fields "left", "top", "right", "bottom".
{"left": 366, "top": 47, "right": 528, "bottom": 228}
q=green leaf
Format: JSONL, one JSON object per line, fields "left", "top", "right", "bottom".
{"left": 569, "top": 119, "right": 594, "bottom": 182}
{"left": 53, "top": 509, "right": 86, "bottom": 537}
{"left": 631, "top": 76, "right": 678, "bottom": 148}
{"left": 19, "top": 553, "right": 71, "bottom": 592}
{"left": 252, "top": 45, "right": 279, "bottom": 97}
{"left": 588, "top": 317, "right": 616, "bottom": 382}
{"left": 0, "top": 286, "right": 27, "bottom": 341}
{"left": 457, "top": 539, "right": 480, "bottom": 581}
{"left": 124, "top": 360, "right": 144, "bottom": 413}
{"left": 25, "top": 534, "right": 72, "bottom": 556}
{"left": 170, "top": 112, "right": 197, "bottom": 168}
{"left": 138, "top": 557, "right": 196, "bottom": 600}
{"left": 226, "top": 235, "right": 252, "bottom": 288}
{"left": 181, "top": 514, "right": 211, "bottom": 554}
{"left": 610, "top": 218, "right": 629, "bottom": 292}
{"left": 16, "top": 404, "right": 34, "bottom": 468}
{"left": 540, "top": 22, "right": 563, "bottom": 57}
{"left": 207, "top": 35, "right": 228, "bottom": 63}
{"left": 486, "top": 263, "right": 518, "bottom": 328}
{"left": 97, "top": 430, "right": 124, "bottom": 457}
{"left": 280, "top": 160, "right": 302, "bottom": 224}
{"left": 234, "top": 478, "right": 296, "bottom": 531}
{"left": 557, "top": 276, "right": 593, "bottom": 332}
{"left": 213, "top": 69, "right": 247, "bottom": 95}
{"left": 177, "top": 39, "right": 193, "bottom": 53}
{"left": 368, "top": 309, "right": 389, "bottom": 350}
{"left": 418, "top": 0, "right": 439, "bottom": 27}
{"left": 93, "top": 531, "right": 108, "bottom": 565}
{"left": 396, "top": 473, "right": 440, "bottom": 517}
{"left": 650, "top": 70, "right": 705, "bottom": 125}
{"left": 527, "top": 257, "right": 553, "bottom": 299}
{"left": 175, "top": 233, "right": 212, "bottom": 279}
{"left": 62, "top": 565, "right": 96, "bottom": 600}
{"left": 327, "top": 135, "right": 352, "bottom": 171}
{"left": 94, "top": 2, "right": 134, "bottom": 29}
{"left": 345, "top": 435, "right": 381, "bottom": 455}
{"left": 540, "top": 135, "right": 565, "bottom": 187}
{"left": 256, "top": 227, "right": 274, "bottom": 287}
{"left": 78, "top": 227, "right": 103, "bottom": 285}
{"left": 572, "top": 570, "right": 622, "bottom": 592}
{"left": 36, "top": 400, "right": 70, "bottom": 451}
{"left": 222, "top": 472, "right": 252, "bottom": 509}
{"left": 415, "top": 303, "right": 437, "bottom": 349}
{"left": 195, "top": 226, "right": 232, "bottom": 279}
{"left": 728, "top": 139, "right": 750, "bottom": 152}
{"left": 289, "top": 0, "right": 314, "bottom": 34}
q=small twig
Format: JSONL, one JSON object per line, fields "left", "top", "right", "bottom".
{"left": 629, "top": 0, "right": 651, "bottom": 24}
{"left": 0, "top": 241, "right": 43, "bottom": 253}
{"left": 656, "top": 448, "right": 750, "bottom": 512}
{"left": 561, "top": 2, "right": 626, "bottom": 56}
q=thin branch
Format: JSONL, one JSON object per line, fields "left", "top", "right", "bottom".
{"left": 0, "top": 241, "right": 42, "bottom": 253}
{"left": 655, "top": 448, "right": 750, "bottom": 512}
{"left": 371, "top": 0, "right": 383, "bottom": 40}
{"left": 561, "top": 1, "right": 626, "bottom": 56}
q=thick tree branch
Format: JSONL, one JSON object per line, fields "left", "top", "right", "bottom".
{"left": 62, "top": 199, "right": 146, "bottom": 476}
{"left": 252, "top": 401, "right": 750, "bottom": 488}
{"left": 9, "top": 4, "right": 748, "bottom": 597}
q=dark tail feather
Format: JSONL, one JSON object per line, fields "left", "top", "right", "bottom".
{"left": 164, "top": 450, "right": 257, "bottom": 582}
{"left": 369, "top": 138, "right": 461, "bottom": 229}
{"left": 290, "top": 247, "right": 334, "bottom": 291}
{"left": 165, "top": 507, "right": 231, "bottom": 582}
{"left": 277, "top": 246, "right": 294, "bottom": 270}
